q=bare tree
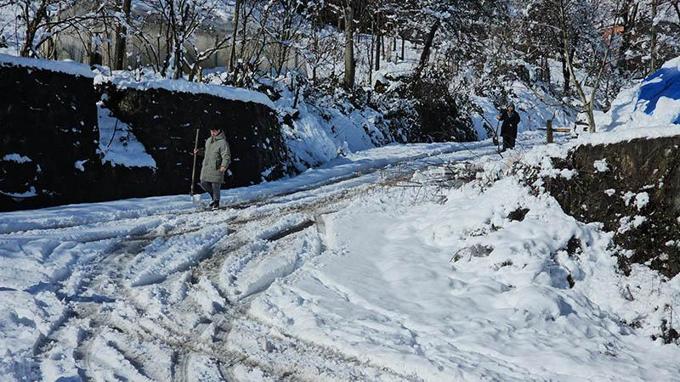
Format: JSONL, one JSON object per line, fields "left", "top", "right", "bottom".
{"left": 136, "top": 0, "right": 228, "bottom": 79}
{"left": 228, "top": 0, "right": 240, "bottom": 71}
{"left": 258, "top": 0, "right": 307, "bottom": 77}
{"left": 415, "top": 20, "right": 439, "bottom": 77}
{"left": 650, "top": 0, "right": 659, "bottom": 73}
{"left": 343, "top": 2, "right": 355, "bottom": 89}
{"left": 11, "top": 0, "right": 107, "bottom": 58}
{"left": 558, "top": 0, "right": 614, "bottom": 132}
{"left": 113, "top": 0, "right": 131, "bottom": 70}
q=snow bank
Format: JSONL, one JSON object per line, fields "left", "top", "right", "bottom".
{"left": 264, "top": 77, "right": 388, "bottom": 170}
{"left": 248, "top": 169, "right": 680, "bottom": 380}
{"left": 96, "top": 71, "right": 275, "bottom": 109}
{"left": 0, "top": 53, "right": 94, "bottom": 78}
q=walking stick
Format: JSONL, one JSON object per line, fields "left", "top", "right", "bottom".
{"left": 190, "top": 129, "right": 200, "bottom": 203}
{"left": 480, "top": 113, "right": 504, "bottom": 158}
{"left": 494, "top": 119, "right": 504, "bottom": 158}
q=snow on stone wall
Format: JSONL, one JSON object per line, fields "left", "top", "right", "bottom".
{"left": 0, "top": 53, "right": 94, "bottom": 78}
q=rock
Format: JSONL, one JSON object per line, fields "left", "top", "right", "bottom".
{"left": 507, "top": 207, "right": 530, "bottom": 222}
{"left": 0, "top": 63, "right": 101, "bottom": 211}
{"left": 412, "top": 77, "right": 471, "bottom": 141}
{"left": 374, "top": 78, "right": 388, "bottom": 94}
{"left": 99, "top": 83, "right": 291, "bottom": 194}
{"left": 542, "top": 136, "right": 680, "bottom": 277}
{"left": 382, "top": 75, "right": 478, "bottom": 143}
{"left": 452, "top": 244, "right": 494, "bottom": 262}
{"left": 1, "top": 61, "right": 292, "bottom": 211}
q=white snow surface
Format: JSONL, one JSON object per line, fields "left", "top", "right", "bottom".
{"left": 0, "top": 53, "right": 94, "bottom": 78}
{"left": 2, "top": 153, "right": 32, "bottom": 163}
{"left": 96, "top": 71, "right": 276, "bottom": 109}
{"left": 97, "top": 103, "right": 157, "bottom": 168}
{"left": 1, "top": 131, "right": 679, "bottom": 381}
{"left": 250, "top": 177, "right": 678, "bottom": 381}
{"left": 593, "top": 158, "right": 609, "bottom": 172}
{"left": 270, "top": 78, "right": 388, "bottom": 170}
{"left": 634, "top": 192, "right": 650, "bottom": 210}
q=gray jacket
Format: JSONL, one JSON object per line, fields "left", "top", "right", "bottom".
{"left": 200, "top": 131, "right": 231, "bottom": 184}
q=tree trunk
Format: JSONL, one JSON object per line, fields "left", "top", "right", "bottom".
{"left": 401, "top": 37, "right": 405, "bottom": 61}
{"left": 374, "top": 13, "right": 381, "bottom": 71}
{"left": 415, "top": 20, "right": 440, "bottom": 76}
{"left": 561, "top": 48, "right": 570, "bottom": 94}
{"left": 343, "top": 5, "right": 355, "bottom": 89}
{"left": 559, "top": 0, "right": 596, "bottom": 132}
{"left": 89, "top": 36, "right": 103, "bottom": 66}
{"left": 113, "top": 0, "right": 132, "bottom": 70}
{"left": 617, "top": 1, "right": 637, "bottom": 73}
{"left": 650, "top": 0, "right": 658, "bottom": 74}
{"left": 172, "top": 42, "right": 182, "bottom": 79}
{"left": 238, "top": 3, "right": 249, "bottom": 64}
{"left": 392, "top": 37, "right": 397, "bottom": 63}
{"left": 584, "top": 101, "right": 596, "bottom": 133}
{"left": 368, "top": 23, "right": 374, "bottom": 84}
{"left": 541, "top": 55, "right": 550, "bottom": 84}
{"left": 229, "top": 0, "right": 241, "bottom": 71}
{"left": 45, "top": 36, "right": 57, "bottom": 59}
{"left": 20, "top": 1, "right": 49, "bottom": 57}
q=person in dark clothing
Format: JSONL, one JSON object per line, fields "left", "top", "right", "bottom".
{"left": 496, "top": 104, "right": 520, "bottom": 152}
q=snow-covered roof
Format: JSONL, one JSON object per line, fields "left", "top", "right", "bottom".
{"left": 0, "top": 53, "right": 95, "bottom": 78}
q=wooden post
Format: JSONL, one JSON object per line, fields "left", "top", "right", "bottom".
{"left": 547, "top": 119, "right": 554, "bottom": 144}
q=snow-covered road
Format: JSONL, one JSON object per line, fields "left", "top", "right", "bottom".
{"left": 2, "top": 132, "right": 680, "bottom": 381}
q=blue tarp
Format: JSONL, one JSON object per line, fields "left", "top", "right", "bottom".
{"left": 638, "top": 65, "right": 680, "bottom": 124}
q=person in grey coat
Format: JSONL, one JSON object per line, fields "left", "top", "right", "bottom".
{"left": 194, "top": 128, "right": 231, "bottom": 208}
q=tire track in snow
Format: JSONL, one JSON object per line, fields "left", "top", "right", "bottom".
{"left": 24, "top": 141, "right": 525, "bottom": 380}
{"left": 0, "top": 139, "right": 499, "bottom": 236}
{"left": 124, "top": 157, "right": 481, "bottom": 379}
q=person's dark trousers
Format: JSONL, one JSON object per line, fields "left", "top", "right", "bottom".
{"left": 199, "top": 181, "right": 221, "bottom": 203}
{"left": 502, "top": 135, "right": 516, "bottom": 151}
